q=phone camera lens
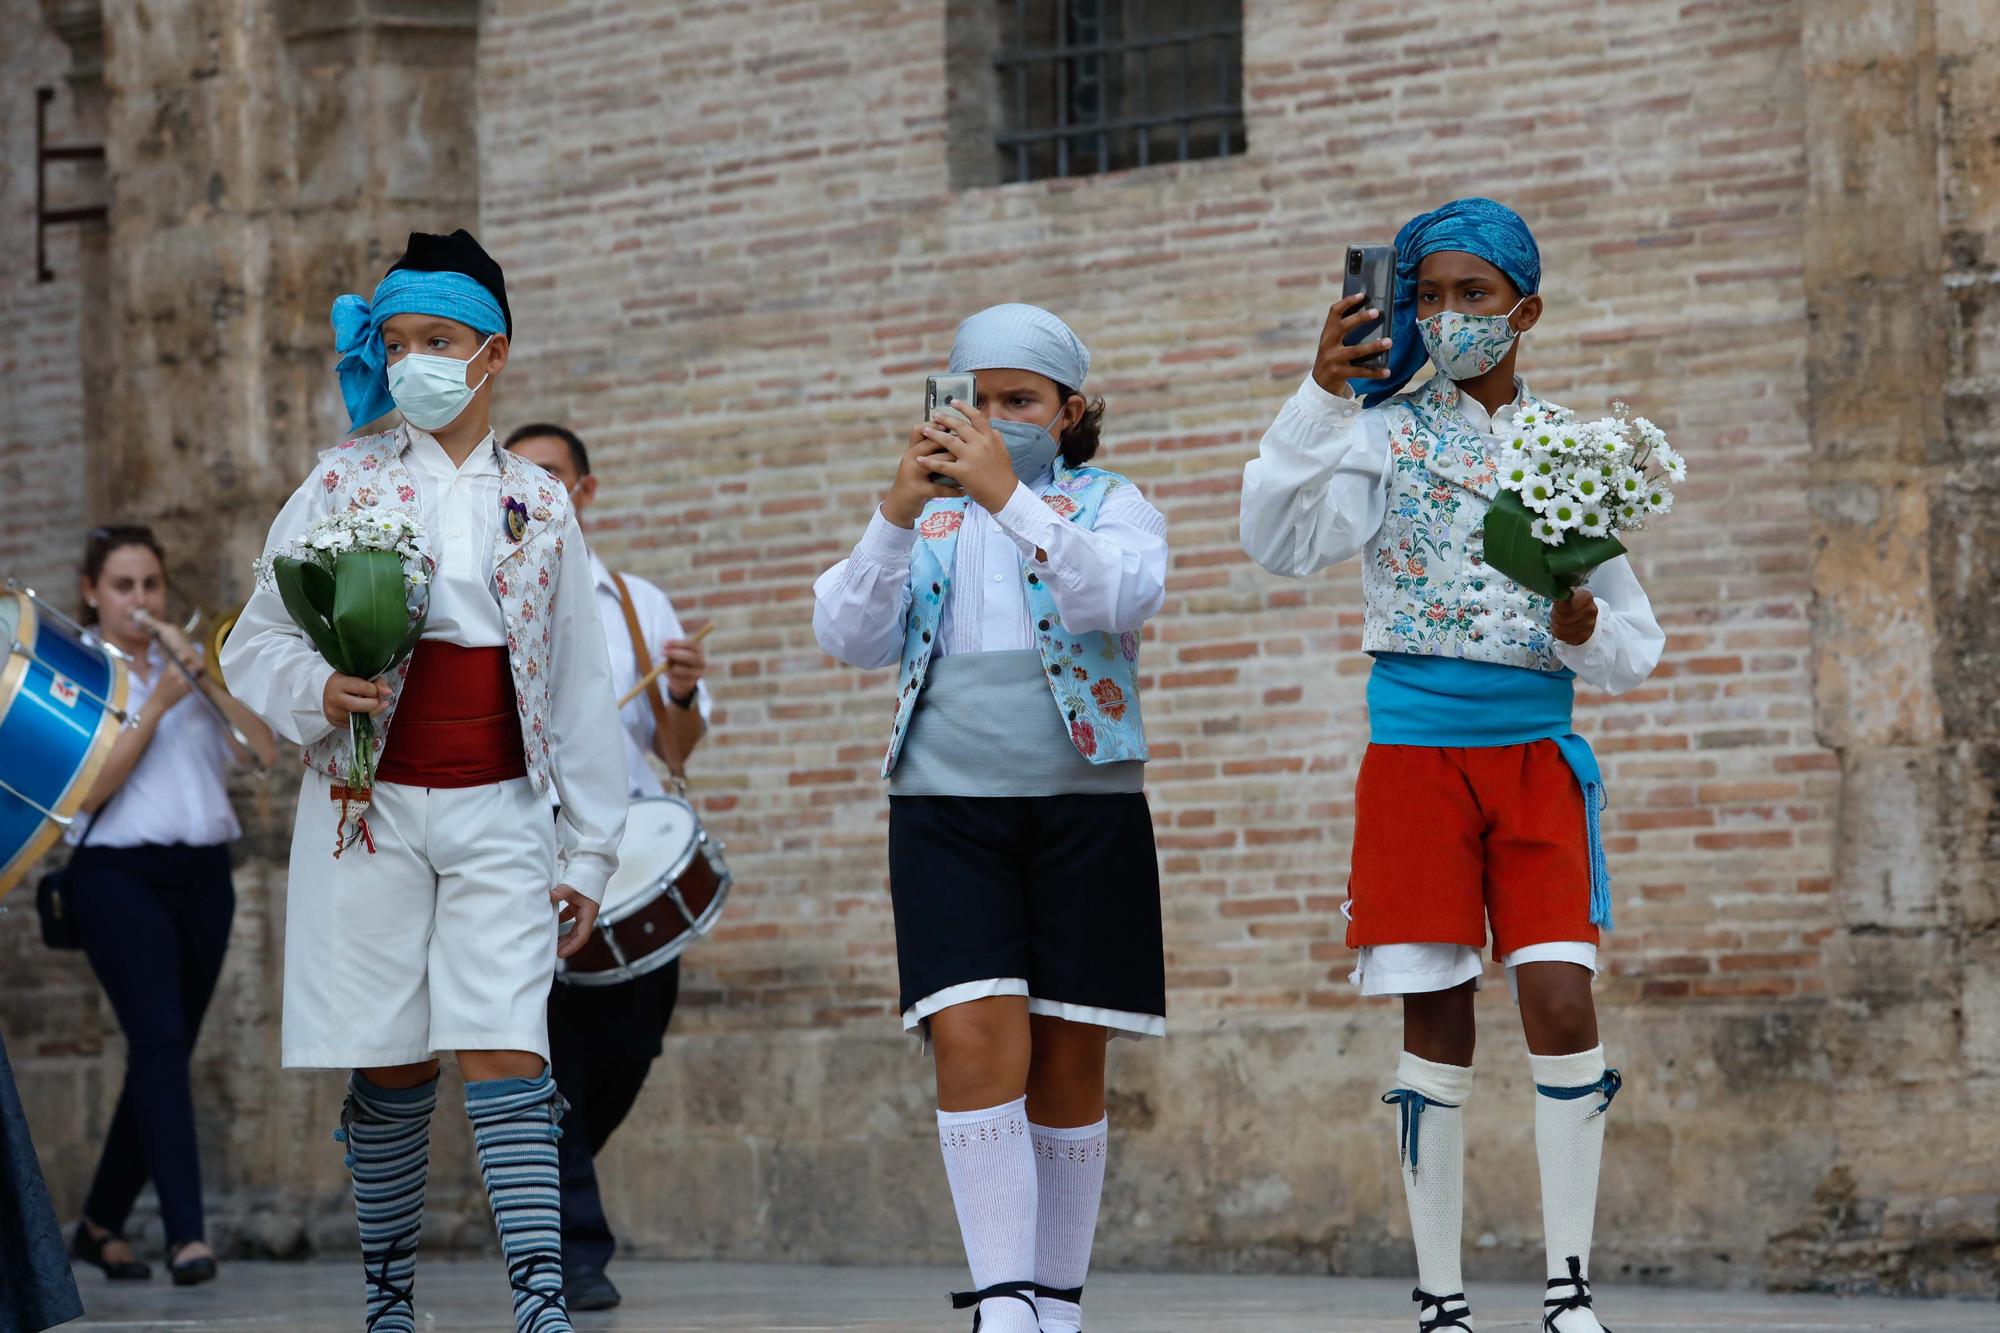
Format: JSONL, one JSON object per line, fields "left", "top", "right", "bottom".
{"left": 1348, "top": 251, "right": 1362, "bottom": 274}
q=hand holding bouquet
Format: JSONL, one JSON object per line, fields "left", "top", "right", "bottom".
{"left": 255, "top": 509, "right": 431, "bottom": 850}
{"left": 1483, "top": 401, "right": 1686, "bottom": 601}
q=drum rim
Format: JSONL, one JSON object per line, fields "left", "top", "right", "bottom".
{"left": 555, "top": 851, "right": 733, "bottom": 986}
{"left": 595, "top": 792, "right": 704, "bottom": 928}
{"left": 0, "top": 593, "right": 130, "bottom": 899}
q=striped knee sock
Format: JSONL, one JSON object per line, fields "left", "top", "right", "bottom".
{"left": 466, "top": 1070, "right": 572, "bottom": 1333}
{"left": 339, "top": 1072, "right": 437, "bottom": 1333}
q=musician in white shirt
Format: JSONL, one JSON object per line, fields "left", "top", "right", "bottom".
{"left": 65, "top": 524, "right": 276, "bottom": 1288}
{"left": 505, "top": 422, "right": 709, "bottom": 1313}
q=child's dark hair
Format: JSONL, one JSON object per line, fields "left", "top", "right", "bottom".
{"left": 79, "top": 524, "right": 165, "bottom": 626}
{"left": 1053, "top": 383, "right": 1106, "bottom": 468}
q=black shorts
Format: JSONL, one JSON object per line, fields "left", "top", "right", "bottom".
{"left": 887, "top": 792, "right": 1166, "bottom": 1037}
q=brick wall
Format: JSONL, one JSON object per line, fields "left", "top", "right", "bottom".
{"left": 466, "top": 0, "right": 1865, "bottom": 1286}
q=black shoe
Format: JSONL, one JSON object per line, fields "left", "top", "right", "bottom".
{"left": 567, "top": 1268, "right": 622, "bottom": 1311}
{"left": 72, "top": 1222, "right": 152, "bottom": 1281}
{"left": 168, "top": 1243, "right": 218, "bottom": 1287}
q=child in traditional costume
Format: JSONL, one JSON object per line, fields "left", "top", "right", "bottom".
{"left": 222, "top": 230, "right": 628, "bottom": 1333}
{"left": 814, "top": 305, "right": 1168, "bottom": 1333}
{"left": 1240, "top": 199, "right": 1664, "bottom": 1333}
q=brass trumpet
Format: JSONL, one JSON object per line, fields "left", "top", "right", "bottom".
{"left": 135, "top": 588, "right": 259, "bottom": 761}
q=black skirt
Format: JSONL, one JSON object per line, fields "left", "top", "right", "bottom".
{"left": 0, "top": 1028, "right": 84, "bottom": 1332}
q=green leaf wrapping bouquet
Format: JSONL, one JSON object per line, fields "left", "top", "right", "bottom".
{"left": 1482, "top": 402, "right": 1686, "bottom": 601}
{"left": 255, "top": 509, "right": 431, "bottom": 853}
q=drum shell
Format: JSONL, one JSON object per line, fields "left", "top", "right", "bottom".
{"left": 558, "top": 795, "right": 731, "bottom": 986}
{"left": 0, "top": 588, "right": 129, "bottom": 897}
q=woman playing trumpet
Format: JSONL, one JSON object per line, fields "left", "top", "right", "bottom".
{"left": 65, "top": 525, "right": 275, "bottom": 1287}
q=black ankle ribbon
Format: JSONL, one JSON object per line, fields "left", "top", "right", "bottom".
{"left": 1543, "top": 1254, "right": 1602, "bottom": 1331}
{"left": 1413, "top": 1285, "right": 1474, "bottom": 1332}
{"left": 506, "top": 1252, "right": 569, "bottom": 1326}
{"left": 362, "top": 1225, "right": 420, "bottom": 1332}
{"left": 948, "top": 1279, "right": 1038, "bottom": 1331}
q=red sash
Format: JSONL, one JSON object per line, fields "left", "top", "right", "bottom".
{"left": 374, "top": 642, "right": 527, "bottom": 788}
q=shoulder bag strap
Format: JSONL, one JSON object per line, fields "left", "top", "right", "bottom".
{"left": 609, "top": 569, "right": 687, "bottom": 783}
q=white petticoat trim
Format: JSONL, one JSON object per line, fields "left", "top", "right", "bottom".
{"left": 1348, "top": 939, "right": 1599, "bottom": 1004}
{"left": 901, "top": 977, "right": 1166, "bottom": 1049}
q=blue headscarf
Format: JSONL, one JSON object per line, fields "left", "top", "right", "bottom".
{"left": 949, "top": 303, "right": 1091, "bottom": 390}
{"left": 331, "top": 269, "right": 508, "bottom": 430}
{"left": 1357, "top": 197, "right": 1541, "bottom": 407}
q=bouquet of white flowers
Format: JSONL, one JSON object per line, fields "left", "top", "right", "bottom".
{"left": 1483, "top": 401, "right": 1686, "bottom": 601}
{"left": 256, "top": 509, "right": 431, "bottom": 849}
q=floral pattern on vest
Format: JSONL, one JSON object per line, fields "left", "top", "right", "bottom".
{"left": 882, "top": 466, "right": 1149, "bottom": 777}
{"left": 1363, "top": 375, "right": 1563, "bottom": 670}
{"left": 298, "top": 426, "right": 571, "bottom": 793}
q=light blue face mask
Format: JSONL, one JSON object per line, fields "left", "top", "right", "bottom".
{"left": 387, "top": 333, "right": 494, "bottom": 431}
{"left": 991, "top": 416, "right": 1062, "bottom": 481}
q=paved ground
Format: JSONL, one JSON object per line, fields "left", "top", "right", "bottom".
{"left": 59, "top": 1260, "right": 1996, "bottom": 1331}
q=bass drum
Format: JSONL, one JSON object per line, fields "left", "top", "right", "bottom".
{"left": 557, "top": 794, "right": 731, "bottom": 986}
{"left": 0, "top": 583, "right": 129, "bottom": 898}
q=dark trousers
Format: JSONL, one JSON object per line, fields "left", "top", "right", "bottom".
{"left": 73, "top": 843, "right": 234, "bottom": 1248}
{"left": 547, "top": 959, "right": 679, "bottom": 1278}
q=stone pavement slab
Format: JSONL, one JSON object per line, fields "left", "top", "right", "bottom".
{"left": 61, "top": 1260, "right": 1996, "bottom": 1331}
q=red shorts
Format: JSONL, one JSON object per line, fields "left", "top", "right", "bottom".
{"left": 1345, "top": 740, "right": 1597, "bottom": 958}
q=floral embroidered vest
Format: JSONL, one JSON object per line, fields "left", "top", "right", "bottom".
{"left": 882, "top": 466, "right": 1148, "bottom": 777}
{"left": 298, "top": 426, "right": 572, "bottom": 792}
{"left": 1364, "top": 375, "right": 1564, "bottom": 672}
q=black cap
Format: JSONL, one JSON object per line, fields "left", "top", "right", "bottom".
{"left": 386, "top": 229, "right": 512, "bottom": 335}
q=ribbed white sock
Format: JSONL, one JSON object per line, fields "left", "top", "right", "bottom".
{"left": 937, "top": 1098, "right": 1040, "bottom": 1333}
{"left": 1030, "top": 1118, "right": 1107, "bottom": 1333}
{"left": 1530, "top": 1046, "right": 1617, "bottom": 1333}
{"left": 1389, "top": 1051, "right": 1474, "bottom": 1330}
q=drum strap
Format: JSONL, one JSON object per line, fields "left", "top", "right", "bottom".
{"left": 609, "top": 570, "right": 687, "bottom": 782}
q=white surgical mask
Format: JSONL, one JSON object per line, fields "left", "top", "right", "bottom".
{"left": 387, "top": 334, "right": 495, "bottom": 430}
{"left": 1418, "top": 299, "right": 1527, "bottom": 382}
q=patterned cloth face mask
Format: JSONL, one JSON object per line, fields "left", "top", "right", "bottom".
{"left": 1417, "top": 298, "right": 1527, "bottom": 382}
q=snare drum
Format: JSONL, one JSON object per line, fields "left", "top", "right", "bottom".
{"left": 558, "top": 794, "right": 731, "bottom": 986}
{"left": 0, "top": 582, "right": 129, "bottom": 898}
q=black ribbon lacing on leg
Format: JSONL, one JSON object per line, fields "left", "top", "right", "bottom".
{"left": 507, "top": 1252, "right": 570, "bottom": 1328}
{"left": 361, "top": 1225, "right": 420, "bottom": 1332}
{"left": 949, "top": 1279, "right": 1038, "bottom": 1331}
{"left": 1543, "top": 1255, "right": 1605, "bottom": 1331}
{"left": 1382, "top": 1087, "right": 1459, "bottom": 1175}
{"left": 1413, "top": 1286, "right": 1474, "bottom": 1332}
{"left": 1033, "top": 1280, "right": 1084, "bottom": 1303}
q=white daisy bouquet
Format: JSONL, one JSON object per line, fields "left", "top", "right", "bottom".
{"left": 255, "top": 509, "right": 432, "bottom": 845}
{"left": 1483, "top": 401, "right": 1686, "bottom": 601}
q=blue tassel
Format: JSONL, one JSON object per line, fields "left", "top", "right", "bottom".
{"left": 1583, "top": 777, "right": 1613, "bottom": 930}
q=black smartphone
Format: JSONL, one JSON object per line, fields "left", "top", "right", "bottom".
{"left": 1341, "top": 244, "right": 1396, "bottom": 371}
{"left": 923, "top": 373, "right": 977, "bottom": 487}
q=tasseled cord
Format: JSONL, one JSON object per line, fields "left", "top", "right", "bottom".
{"left": 1582, "top": 775, "right": 1611, "bottom": 930}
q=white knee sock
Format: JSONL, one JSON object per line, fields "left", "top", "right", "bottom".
{"left": 1388, "top": 1051, "right": 1474, "bottom": 1330}
{"left": 1030, "top": 1118, "right": 1107, "bottom": 1333}
{"left": 1530, "top": 1046, "right": 1619, "bottom": 1333}
{"left": 937, "top": 1098, "right": 1040, "bottom": 1333}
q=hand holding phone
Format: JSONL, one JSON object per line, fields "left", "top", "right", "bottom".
{"left": 1314, "top": 244, "right": 1397, "bottom": 397}
{"left": 924, "top": 374, "right": 977, "bottom": 487}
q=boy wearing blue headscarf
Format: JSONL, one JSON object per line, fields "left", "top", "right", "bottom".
{"left": 815, "top": 304, "right": 1168, "bottom": 1333}
{"left": 1240, "top": 199, "right": 1664, "bottom": 1333}
{"left": 223, "top": 230, "right": 628, "bottom": 1333}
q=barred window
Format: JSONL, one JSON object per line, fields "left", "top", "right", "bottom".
{"left": 949, "top": 1, "right": 1247, "bottom": 188}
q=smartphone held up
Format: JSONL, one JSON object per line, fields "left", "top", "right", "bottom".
{"left": 1342, "top": 244, "right": 1395, "bottom": 371}
{"left": 923, "top": 373, "right": 976, "bottom": 488}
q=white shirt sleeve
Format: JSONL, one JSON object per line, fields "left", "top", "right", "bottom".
{"left": 219, "top": 470, "right": 340, "bottom": 748}
{"left": 1557, "top": 555, "right": 1666, "bottom": 695}
{"left": 1239, "top": 376, "right": 1396, "bottom": 576}
{"left": 544, "top": 515, "right": 630, "bottom": 904}
{"left": 812, "top": 507, "right": 918, "bottom": 670}
{"left": 989, "top": 479, "right": 1168, "bottom": 635}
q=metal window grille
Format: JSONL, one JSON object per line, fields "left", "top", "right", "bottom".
{"left": 995, "top": 0, "right": 1245, "bottom": 184}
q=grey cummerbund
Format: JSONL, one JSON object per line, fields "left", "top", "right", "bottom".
{"left": 890, "top": 649, "right": 1145, "bottom": 797}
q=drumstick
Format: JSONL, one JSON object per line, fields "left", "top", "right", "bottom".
{"left": 617, "top": 620, "right": 716, "bottom": 709}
